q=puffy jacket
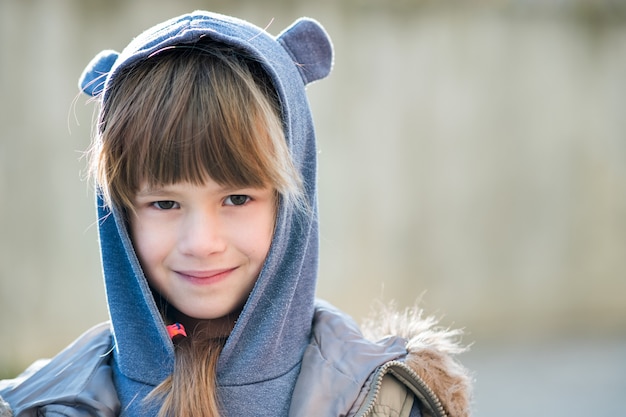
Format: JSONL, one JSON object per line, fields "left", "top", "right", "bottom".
{"left": 0, "top": 302, "right": 471, "bottom": 417}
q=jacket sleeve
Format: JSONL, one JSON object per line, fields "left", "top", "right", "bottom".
{"left": 0, "top": 323, "right": 119, "bottom": 417}
{"left": 0, "top": 395, "right": 12, "bottom": 417}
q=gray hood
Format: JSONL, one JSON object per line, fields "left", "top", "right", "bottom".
{"left": 78, "top": 10, "right": 332, "bottom": 416}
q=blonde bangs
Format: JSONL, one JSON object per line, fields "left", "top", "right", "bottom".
{"left": 94, "top": 42, "right": 301, "bottom": 212}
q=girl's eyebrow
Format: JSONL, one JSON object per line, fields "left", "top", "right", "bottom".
{"left": 135, "top": 183, "right": 270, "bottom": 198}
{"left": 135, "top": 186, "right": 176, "bottom": 197}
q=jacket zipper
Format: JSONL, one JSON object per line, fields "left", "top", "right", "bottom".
{"left": 354, "top": 360, "right": 447, "bottom": 417}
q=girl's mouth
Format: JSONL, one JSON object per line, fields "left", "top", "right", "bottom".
{"left": 176, "top": 268, "right": 237, "bottom": 285}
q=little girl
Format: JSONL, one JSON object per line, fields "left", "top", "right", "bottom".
{"left": 0, "top": 10, "right": 471, "bottom": 417}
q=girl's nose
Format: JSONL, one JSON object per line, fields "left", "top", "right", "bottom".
{"left": 178, "top": 210, "right": 226, "bottom": 257}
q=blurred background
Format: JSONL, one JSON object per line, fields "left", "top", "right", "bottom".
{"left": 1, "top": 0, "right": 625, "bottom": 415}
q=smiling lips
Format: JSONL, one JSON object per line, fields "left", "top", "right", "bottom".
{"left": 176, "top": 268, "right": 237, "bottom": 285}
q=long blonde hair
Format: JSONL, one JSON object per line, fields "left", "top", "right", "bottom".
{"left": 150, "top": 331, "right": 227, "bottom": 417}
{"left": 90, "top": 41, "right": 302, "bottom": 417}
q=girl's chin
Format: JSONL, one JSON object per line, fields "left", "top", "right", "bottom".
{"left": 173, "top": 308, "right": 242, "bottom": 338}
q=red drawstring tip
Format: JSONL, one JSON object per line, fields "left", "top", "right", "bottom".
{"left": 166, "top": 322, "right": 187, "bottom": 339}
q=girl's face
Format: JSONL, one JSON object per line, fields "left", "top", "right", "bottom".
{"left": 129, "top": 177, "right": 275, "bottom": 326}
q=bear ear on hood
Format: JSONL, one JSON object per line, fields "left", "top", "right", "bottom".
{"left": 79, "top": 49, "right": 120, "bottom": 97}
{"left": 277, "top": 18, "right": 334, "bottom": 85}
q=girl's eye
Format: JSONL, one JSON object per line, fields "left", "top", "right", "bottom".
{"left": 152, "top": 200, "right": 178, "bottom": 210}
{"left": 225, "top": 195, "right": 250, "bottom": 206}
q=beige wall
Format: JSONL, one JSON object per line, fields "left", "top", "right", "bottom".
{"left": 1, "top": 0, "right": 625, "bottom": 381}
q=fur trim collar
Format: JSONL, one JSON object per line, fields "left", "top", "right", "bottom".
{"left": 362, "top": 303, "right": 473, "bottom": 417}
